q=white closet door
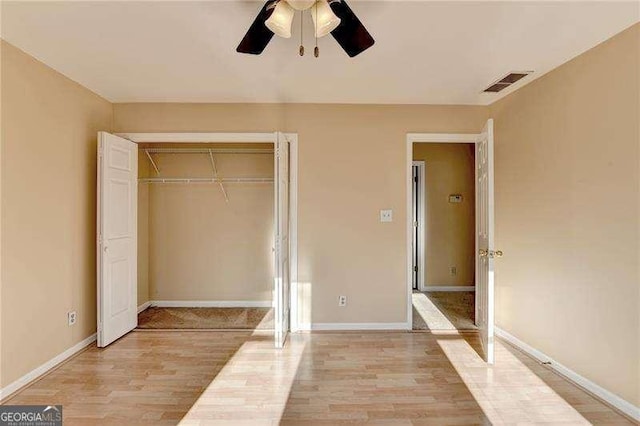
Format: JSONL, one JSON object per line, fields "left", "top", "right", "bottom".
{"left": 274, "top": 132, "right": 290, "bottom": 348}
{"left": 476, "top": 119, "right": 496, "bottom": 363}
{"left": 97, "top": 132, "right": 138, "bottom": 347}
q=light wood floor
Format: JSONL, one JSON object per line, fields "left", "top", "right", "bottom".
{"left": 3, "top": 330, "right": 632, "bottom": 425}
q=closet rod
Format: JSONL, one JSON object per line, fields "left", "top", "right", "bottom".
{"left": 139, "top": 177, "right": 274, "bottom": 184}
{"left": 142, "top": 148, "right": 273, "bottom": 154}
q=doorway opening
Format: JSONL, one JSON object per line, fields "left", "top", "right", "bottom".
{"left": 406, "top": 123, "right": 496, "bottom": 363}
{"left": 411, "top": 142, "right": 476, "bottom": 331}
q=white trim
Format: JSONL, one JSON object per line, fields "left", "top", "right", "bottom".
{"left": 407, "top": 133, "right": 479, "bottom": 144}
{"left": 496, "top": 327, "right": 640, "bottom": 422}
{"left": 424, "top": 286, "right": 475, "bottom": 292}
{"left": 287, "top": 134, "right": 299, "bottom": 333}
{"left": 116, "top": 132, "right": 276, "bottom": 143}
{"left": 0, "top": 333, "right": 96, "bottom": 401}
{"left": 297, "top": 322, "right": 410, "bottom": 331}
{"left": 412, "top": 161, "right": 426, "bottom": 291}
{"left": 151, "top": 300, "right": 272, "bottom": 308}
{"left": 137, "top": 301, "right": 151, "bottom": 313}
{"left": 406, "top": 133, "right": 480, "bottom": 331}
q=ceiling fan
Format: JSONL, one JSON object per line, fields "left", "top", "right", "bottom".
{"left": 237, "top": 0, "right": 375, "bottom": 57}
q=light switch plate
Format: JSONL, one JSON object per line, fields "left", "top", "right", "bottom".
{"left": 380, "top": 209, "right": 393, "bottom": 222}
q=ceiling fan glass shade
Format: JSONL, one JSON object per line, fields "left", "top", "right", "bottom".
{"left": 265, "top": 0, "right": 295, "bottom": 38}
{"left": 310, "top": 0, "right": 341, "bottom": 38}
{"left": 285, "top": 0, "right": 315, "bottom": 11}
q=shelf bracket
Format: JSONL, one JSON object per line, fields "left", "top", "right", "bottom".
{"left": 208, "top": 149, "right": 229, "bottom": 203}
{"left": 145, "top": 150, "right": 160, "bottom": 176}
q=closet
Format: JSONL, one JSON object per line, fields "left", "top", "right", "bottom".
{"left": 136, "top": 143, "right": 275, "bottom": 330}
{"left": 96, "top": 132, "right": 293, "bottom": 349}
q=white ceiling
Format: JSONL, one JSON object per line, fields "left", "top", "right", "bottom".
{"left": 1, "top": 1, "right": 638, "bottom": 105}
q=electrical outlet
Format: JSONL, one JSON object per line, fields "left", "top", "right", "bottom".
{"left": 380, "top": 209, "right": 393, "bottom": 223}
{"left": 338, "top": 295, "right": 347, "bottom": 307}
{"left": 68, "top": 311, "right": 77, "bottom": 326}
{"left": 450, "top": 266, "right": 457, "bottom": 276}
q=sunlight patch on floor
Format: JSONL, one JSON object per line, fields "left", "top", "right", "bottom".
{"left": 412, "top": 292, "right": 456, "bottom": 329}
{"left": 436, "top": 337, "right": 590, "bottom": 424}
{"left": 179, "top": 332, "right": 306, "bottom": 424}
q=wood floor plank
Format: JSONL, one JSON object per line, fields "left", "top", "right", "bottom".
{"left": 2, "top": 330, "right": 633, "bottom": 425}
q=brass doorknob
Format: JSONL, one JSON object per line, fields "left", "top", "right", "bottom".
{"left": 479, "top": 249, "right": 503, "bottom": 258}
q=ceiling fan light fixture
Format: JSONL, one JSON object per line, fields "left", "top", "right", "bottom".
{"left": 265, "top": 0, "right": 295, "bottom": 38}
{"left": 310, "top": 0, "right": 341, "bottom": 38}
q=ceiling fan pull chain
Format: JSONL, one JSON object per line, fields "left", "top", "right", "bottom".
{"left": 299, "top": 10, "right": 305, "bottom": 56}
{"left": 314, "top": 3, "right": 319, "bottom": 58}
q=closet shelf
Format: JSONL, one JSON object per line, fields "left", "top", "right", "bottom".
{"left": 143, "top": 148, "right": 273, "bottom": 154}
{"left": 139, "top": 177, "right": 273, "bottom": 184}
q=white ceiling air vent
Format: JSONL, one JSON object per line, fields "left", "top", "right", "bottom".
{"left": 484, "top": 71, "right": 533, "bottom": 93}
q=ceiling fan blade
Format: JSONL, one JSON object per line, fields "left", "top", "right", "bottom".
{"left": 329, "top": 0, "right": 375, "bottom": 57}
{"left": 237, "top": 1, "right": 276, "bottom": 55}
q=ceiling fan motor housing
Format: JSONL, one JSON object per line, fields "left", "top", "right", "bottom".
{"left": 285, "top": 0, "right": 316, "bottom": 11}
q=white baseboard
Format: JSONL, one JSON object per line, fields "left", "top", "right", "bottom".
{"left": 297, "top": 322, "right": 410, "bottom": 331}
{"left": 150, "top": 300, "right": 272, "bottom": 308}
{"left": 423, "top": 286, "right": 475, "bottom": 292}
{"left": 137, "top": 301, "right": 151, "bottom": 313}
{"left": 495, "top": 327, "right": 639, "bottom": 422}
{"left": 0, "top": 333, "right": 97, "bottom": 401}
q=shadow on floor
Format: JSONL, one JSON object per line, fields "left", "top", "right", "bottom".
{"left": 278, "top": 332, "right": 491, "bottom": 424}
{"left": 278, "top": 333, "right": 632, "bottom": 425}
{"left": 2, "top": 330, "right": 268, "bottom": 425}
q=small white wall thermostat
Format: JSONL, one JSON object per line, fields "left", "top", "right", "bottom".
{"left": 380, "top": 209, "right": 393, "bottom": 222}
{"left": 449, "top": 194, "right": 463, "bottom": 203}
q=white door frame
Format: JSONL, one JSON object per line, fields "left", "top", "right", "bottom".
{"left": 114, "top": 132, "right": 299, "bottom": 333}
{"left": 411, "top": 161, "right": 426, "bottom": 292}
{"left": 405, "top": 133, "right": 479, "bottom": 330}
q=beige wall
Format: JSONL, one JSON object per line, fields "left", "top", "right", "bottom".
{"left": 139, "top": 143, "right": 273, "bottom": 302}
{"left": 413, "top": 143, "right": 475, "bottom": 287}
{"left": 113, "top": 104, "right": 489, "bottom": 324}
{"left": 491, "top": 23, "right": 639, "bottom": 405}
{"left": 1, "top": 41, "right": 113, "bottom": 387}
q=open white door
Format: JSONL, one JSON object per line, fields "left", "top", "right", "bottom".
{"left": 274, "top": 132, "right": 290, "bottom": 348}
{"left": 97, "top": 132, "right": 138, "bottom": 347}
{"left": 476, "top": 119, "right": 496, "bottom": 363}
